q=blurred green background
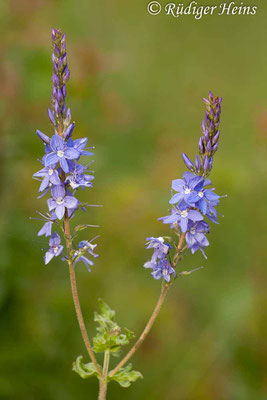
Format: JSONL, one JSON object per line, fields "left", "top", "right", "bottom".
{"left": 0, "top": 0, "right": 266, "bottom": 399}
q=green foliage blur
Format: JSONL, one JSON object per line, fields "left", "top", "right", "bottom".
{"left": 0, "top": 0, "right": 266, "bottom": 399}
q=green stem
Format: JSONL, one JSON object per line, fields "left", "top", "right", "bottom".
{"left": 98, "top": 350, "right": 110, "bottom": 400}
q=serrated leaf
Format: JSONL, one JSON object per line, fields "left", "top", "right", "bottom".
{"left": 108, "top": 364, "right": 143, "bottom": 388}
{"left": 72, "top": 356, "right": 100, "bottom": 379}
{"left": 98, "top": 299, "right": 116, "bottom": 320}
{"left": 92, "top": 300, "right": 135, "bottom": 355}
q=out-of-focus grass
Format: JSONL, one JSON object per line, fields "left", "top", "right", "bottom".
{"left": 0, "top": 1, "right": 266, "bottom": 399}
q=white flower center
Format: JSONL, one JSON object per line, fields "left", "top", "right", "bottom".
{"left": 180, "top": 210, "right": 188, "bottom": 218}
{"left": 48, "top": 169, "right": 54, "bottom": 176}
{"left": 190, "top": 228, "right": 196, "bottom": 235}
{"left": 56, "top": 197, "right": 64, "bottom": 205}
{"left": 158, "top": 237, "right": 164, "bottom": 243}
{"left": 163, "top": 269, "right": 168, "bottom": 275}
{"left": 54, "top": 246, "right": 59, "bottom": 253}
{"left": 184, "top": 188, "right": 191, "bottom": 194}
{"left": 198, "top": 191, "right": 204, "bottom": 198}
{"left": 57, "top": 150, "right": 64, "bottom": 158}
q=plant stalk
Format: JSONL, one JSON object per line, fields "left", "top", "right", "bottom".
{"left": 98, "top": 350, "right": 110, "bottom": 400}
{"left": 109, "top": 232, "right": 186, "bottom": 378}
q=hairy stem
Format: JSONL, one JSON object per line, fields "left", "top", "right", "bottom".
{"left": 98, "top": 350, "right": 110, "bottom": 400}
{"left": 109, "top": 232, "right": 186, "bottom": 378}
{"left": 109, "top": 284, "right": 169, "bottom": 378}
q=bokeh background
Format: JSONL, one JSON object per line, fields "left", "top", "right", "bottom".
{"left": 1, "top": 0, "right": 266, "bottom": 399}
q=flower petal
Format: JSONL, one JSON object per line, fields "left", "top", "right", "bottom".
{"left": 51, "top": 184, "right": 65, "bottom": 199}
{"left": 205, "top": 190, "right": 220, "bottom": 201}
{"left": 38, "top": 221, "right": 52, "bottom": 237}
{"left": 187, "top": 192, "right": 200, "bottom": 204}
{"left": 64, "top": 147, "right": 80, "bottom": 160}
{"left": 188, "top": 210, "right": 204, "bottom": 221}
{"left": 51, "top": 134, "right": 64, "bottom": 151}
{"left": 44, "top": 250, "right": 54, "bottom": 265}
{"left": 64, "top": 196, "right": 78, "bottom": 209}
{"left": 60, "top": 157, "right": 69, "bottom": 173}
{"left": 39, "top": 175, "right": 50, "bottom": 192}
{"left": 169, "top": 192, "right": 183, "bottom": 205}
{"left": 50, "top": 170, "right": 61, "bottom": 185}
{"left": 55, "top": 204, "right": 65, "bottom": 220}
{"left": 197, "top": 198, "right": 207, "bottom": 214}
{"left": 179, "top": 218, "right": 188, "bottom": 232}
{"left": 44, "top": 152, "right": 59, "bottom": 167}
{"left": 47, "top": 198, "right": 57, "bottom": 211}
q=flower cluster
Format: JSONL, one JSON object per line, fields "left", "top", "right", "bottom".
{"left": 182, "top": 91, "right": 222, "bottom": 176}
{"left": 144, "top": 237, "right": 175, "bottom": 282}
{"left": 144, "top": 93, "right": 224, "bottom": 280}
{"left": 33, "top": 29, "right": 97, "bottom": 268}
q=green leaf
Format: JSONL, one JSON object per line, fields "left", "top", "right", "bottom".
{"left": 72, "top": 356, "right": 101, "bottom": 379}
{"left": 108, "top": 364, "right": 143, "bottom": 388}
{"left": 98, "top": 299, "right": 116, "bottom": 321}
{"left": 92, "top": 300, "right": 135, "bottom": 355}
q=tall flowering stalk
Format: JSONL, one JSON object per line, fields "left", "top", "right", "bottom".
{"left": 33, "top": 28, "right": 101, "bottom": 376}
{"left": 33, "top": 29, "right": 225, "bottom": 400}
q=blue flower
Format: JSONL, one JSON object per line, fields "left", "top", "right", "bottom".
{"left": 169, "top": 172, "right": 204, "bottom": 206}
{"left": 67, "top": 137, "right": 94, "bottom": 157}
{"left": 78, "top": 240, "right": 98, "bottom": 258}
{"left": 187, "top": 182, "right": 220, "bottom": 215}
{"left": 33, "top": 165, "right": 61, "bottom": 192}
{"left": 186, "top": 221, "right": 209, "bottom": 258}
{"left": 44, "top": 135, "right": 80, "bottom": 173}
{"left": 144, "top": 237, "right": 170, "bottom": 266}
{"left": 65, "top": 162, "right": 94, "bottom": 189}
{"left": 47, "top": 184, "right": 78, "bottom": 220}
{"left": 73, "top": 240, "right": 98, "bottom": 271}
{"left": 151, "top": 258, "right": 176, "bottom": 282}
{"left": 160, "top": 203, "right": 203, "bottom": 233}
{"left": 44, "top": 232, "right": 64, "bottom": 264}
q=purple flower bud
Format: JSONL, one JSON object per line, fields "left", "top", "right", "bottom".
{"left": 208, "top": 157, "right": 213, "bottom": 171}
{"left": 203, "top": 155, "right": 209, "bottom": 173}
{"left": 61, "top": 103, "right": 66, "bottom": 114}
{"left": 47, "top": 108, "right": 56, "bottom": 125}
{"left": 66, "top": 108, "right": 71, "bottom": 122}
{"left": 212, "top": 131, "right": 220, "bottom": 145}
{"left": 214, "top": 111, "right": 220, "bottom": 123}
{"left": 203, "top": 127, "right": 209, "bottom": 142}
{"left": 64, "top": 122, "right": 75, "bottom": 140}
{"left": 209, "top": 120, "right": 214, "bottom": 133}
{"left": 62, "top": 84, "right": 67, "bottom": 97}
{"left": 201, "top": 120, "right": 206, "bottom": 134}
{"left": 62, "top": 53, "right": 67, "bottom": 65}
{"left": 212, "top": 142, "right": 218, "bottom": 154}
{"left": 52, "top": 86, "right": 57, "bottom": 99}
{"left": 63, "top": 69, "right": 70, "bottom": 82}
{"left": 207, "top": 140, "right": 212, "bottom": 155}
{"left": 54, "top": 45, "right": 60, "bottom": 56}
{"left": 195, "top": 154, "right": 200, "bottom": 172}
{"left": 182, "top": 153, "right": 194, "bottom": 171}
{"left": 36, "top": 129, "right": 50, "bottom": 144}
{"left": 57, "top": 88, "right": 63, "bottom": 104}
{"left": 198, "top": 137, "right": 204, "bottom": 154}
{"left": 54, "top": 100, "right": 60, "bottom": 115}
{"left": 52, "top": 74, "right": 59, "bottom": 87}
{"left": 52, "top": 53, "right": 57, "bottom": 64}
